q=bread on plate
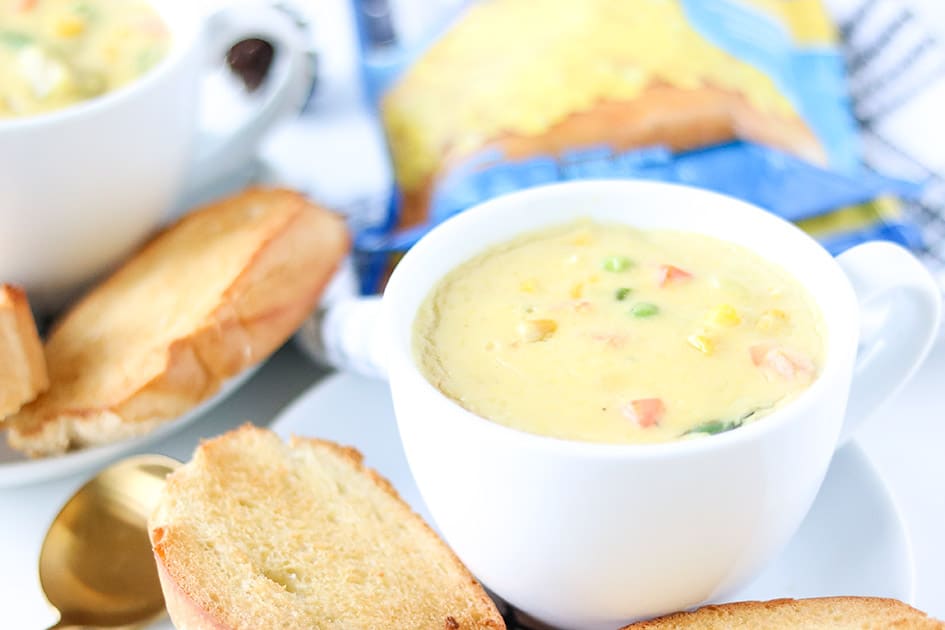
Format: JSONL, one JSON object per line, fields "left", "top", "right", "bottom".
{"left": 622, "top": 596, "right": 945, "bottom": 629}
{"left": 149, "top": 425, "right": 506, "bottom": 630}
{"left": 6, "top": 188, "right": 349, "bottom": 456}
{"left": 0, "top": 284, "right": 48, "bottom": 420}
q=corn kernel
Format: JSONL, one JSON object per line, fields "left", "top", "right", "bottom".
{"left": 571, "top": 230, "right": 593, "bottom": 246}
{"left": 518, "top": 319, "right": 557, "bottom": 343}
{"left": 706, "top": 304, "right": 741, "bottom": 327}
{"left": 55, "top": 16, "right": 85, "bottom": 37}
{"left": 757, "top": 309, "right": 788, "bottom": 332}
{"left": 570, "top": 283, "right": 584, "bottom": 299}
{"left": 687, "top": 334, "right": 714, "bottom": 355}
{"left": 519, "top": 278, "right": 539, "bottom": 293}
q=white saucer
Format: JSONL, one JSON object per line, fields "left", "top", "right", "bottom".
{"left": 0, "top": 366, "right": 257, "bottom": 488}
{"left": 270, "top": 371, "right": 916, "bottom": 626}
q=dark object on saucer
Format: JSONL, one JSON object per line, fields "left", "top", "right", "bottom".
{"left": 226, "top": 38, "right": 275, "bottom": 92}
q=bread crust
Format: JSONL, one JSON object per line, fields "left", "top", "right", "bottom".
{"left": 621, "top": 596, "right": 945, "bottom": 629}
{"left": 153, "top": 545, "right": 232, "bottom": 630}
{"left": 0, "top": 284, "right": 48, "bottom": 422}
{"left": 7, "top": 189, "right": 350, "bottom": 456}
{"left": 397, "top": 83, "right": 826, "bottom": 229}
{"left": 150, "top": 425, "right": 505, "bottom": 630}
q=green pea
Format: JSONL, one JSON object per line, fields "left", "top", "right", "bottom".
{"left": 72, "top": 1, "right": 98, "bottom": 19}
{"left": 615, "top": 287, "right": 632, "bottom": 301}
{"left": 629, "top": 302, "right": 659, "bottom": 318}
{"left": 684, "top": 409, "right": 758, "bottom": 436}
{"left": 602, "top": 255, "right": 633, "bottom": 272}
{"left": 686, "top": 420, "right": 730, "bottom": 435}
{"left": 136, "top": 48, "right": 164, "bottom": 72}
{"left": 0, "top": 31, "right": 33, "bottom": 49}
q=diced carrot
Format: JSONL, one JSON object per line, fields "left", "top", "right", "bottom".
{"left": 766, "top": 350, "right": 797, "bottom": 378}
{"left": 657, "top": 264, "right": 692, "bottom": 287}
{"left": 750, "top": 343, "right": 773, "bottom": 366}
{"left": 14, "top": 0, "right": 37, "bottom": 11}
{"left": 785, "top": 350, "right": 814, "bottom": 376}
{"left": 545, "top": 300, "right": 592, "bottom": 313}
{"left": 622, "top": 398, "right": 665, "bottom": 428}
{"left": 136, "top": 17, "right": 169, "bottom": 35}
{"left": 750, "top": 344, "right": 814, "bottom": 381}
{"left": 589, "top": 332, "right": 627, "bottom": 349}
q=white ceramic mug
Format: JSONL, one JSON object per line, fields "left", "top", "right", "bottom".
{"left": 316, "top": 180, "right": 941, "bottom": 629}
{"left": 0, "top": 1, "right": 310, "bottom": 312}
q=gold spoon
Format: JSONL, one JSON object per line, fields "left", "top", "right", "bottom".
{"left": 40, "top": 455, "right": 180, "bottom": 630}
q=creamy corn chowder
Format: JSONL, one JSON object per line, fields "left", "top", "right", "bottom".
{"left": 1, "top": 0, "right": 169, "bottom": 118}
{"left": 414, "top": 221, "right": 826, "bottom": 444}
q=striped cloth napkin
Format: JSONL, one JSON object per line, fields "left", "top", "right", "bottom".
{"left": 826, "top": 0, "right": 945, "bottom": 288}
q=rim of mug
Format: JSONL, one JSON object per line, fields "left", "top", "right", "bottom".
{"left": 384, "top": 179, "right": 859, "bottom": 460}
{"left": 0, "top": 1, "right": 198, "bottom": 132}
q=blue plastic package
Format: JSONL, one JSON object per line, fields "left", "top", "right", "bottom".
{"left": 350, "top": 0, "right": 920, "bottom": 292}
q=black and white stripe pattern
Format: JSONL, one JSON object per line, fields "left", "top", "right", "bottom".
{"left": 831, "top": 0, "right": 945, "bottom": 286}
{"left": 836, "top": 0, "right": 945, "bottom": 123}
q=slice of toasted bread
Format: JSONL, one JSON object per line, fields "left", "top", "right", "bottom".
{"left": 6, "top": 188, "right": 349, "bottom": 456}
{"left": 0, "top": 285, "right": 48, "bottom": 421}
{"left": 149, "top": 425, "right": 505, "bottom": 630}
{"left": 622, "top": 597, "right": 945, "bottom": 629}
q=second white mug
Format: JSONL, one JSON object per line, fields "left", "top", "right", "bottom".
{"left": 0, "top": 1, "right": 311, "bottom": 311}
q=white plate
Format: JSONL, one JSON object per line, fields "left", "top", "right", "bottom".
{"left": 0, "top": 366, "right": 257, "bottom": 488}
{"left": 270, "top": 371, "right": 915, "bottom": 627}
{"left": 0, "top": 142, "right": 276, "bottom": 490}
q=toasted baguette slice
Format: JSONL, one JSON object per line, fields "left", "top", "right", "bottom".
{"left": 622, "top": 597, "right": 945, "bottom": 629}
{"left": 149, "top": 425, "right": 505, "bottom": 630}
{"left": 0, "top": 285, "right": 48, "bottom": 421}
{"left": 7, "top": 188, "right": 349, "bottom": 456}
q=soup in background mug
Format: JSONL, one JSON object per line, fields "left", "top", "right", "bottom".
{"left": 0, "top": 0, "right": 310, "bottom": 312}
{"left": 372, "top": 180, "right": 941, "bottom": 629}
{"left": 0, "top": 0, "right": 170, "bottom": 118}
{"left": 414, "top": 220, "right": 826, "bottom": 444}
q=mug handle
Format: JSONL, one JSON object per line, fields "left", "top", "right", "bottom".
{"left": 836, "top": 241, "right": 941, "bottom": 444}
{"left": 183, "top": 2, "right": 310, "bottom": 196}
{"left": 302, "top": 295, "right": 389, "bottom": 380}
